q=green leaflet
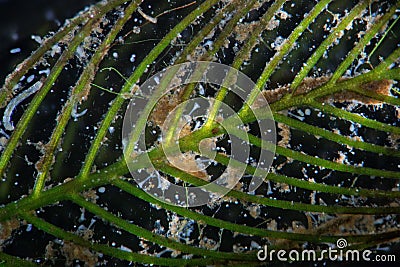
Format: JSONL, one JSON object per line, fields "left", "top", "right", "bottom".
{"left": 0, "top": 0, "right": 399, "bottom": 266}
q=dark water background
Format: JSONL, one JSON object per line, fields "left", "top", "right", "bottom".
{"left": 0, "top": 0, "right": 97, "bottom": 83}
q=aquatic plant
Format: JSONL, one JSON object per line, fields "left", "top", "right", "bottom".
{"left": 0, "top": 0, "right": 399, "bottom": 265}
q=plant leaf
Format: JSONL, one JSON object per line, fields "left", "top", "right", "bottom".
{"left": 1, "top": 0, "right": 399, "bottom": 265}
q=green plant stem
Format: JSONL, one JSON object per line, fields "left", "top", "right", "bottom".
{"left": 290, "top": 1, "right": 369, "bottom": 93}
{"left": 70, "top": 194, "right": 256, "bottom": 261}
{"left": 240, "top": 0, "right": 333, "bottom": 116}
{"left": 0, "top": 0, "right": 128, "bottom": 106}
{"left": 0, "top": 251, "right": 38, "bottom": 267}
{"left": 219, "top": 114, "right": 400, "bottom": 179}
{"left": 328, "top": 1, "right": 400, "bottom": 85}
{"left": 163, "top": 0, "right": 257, "bottom": 145}
{"left": 309, "top": 100, "right": 400, "bottom": 135}
{"left": 78, "top": 0, "right": 221, "bottom": 179}
{"left": 20, "top": 212, "right": 236, "bottom": 266}
{"left": 113, "top": 179, "right": 400, "bottom": 244}
{"left": 31, "top": 0, "right": 142, "bottom": 197}
{"left": 273, "top": 112, "right": 400, "bottom": 157}
{"left": 205, "top": 0, "right": 288, "bottom": 127}
{"left": 268, "top": 67, "right": 399, "bottom": 112}
{"left": 156, "top": 161, "right": 400, "bottom": 214}
{"left": 0, "top": 0, "right": 123, "bottom": 179}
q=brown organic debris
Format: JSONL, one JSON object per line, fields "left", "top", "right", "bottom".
{"left": 323, "top": 79, "right": 393, "bottom": 104}
{"left": 61, "top": 241, "right": 99, "bottom": 267}
{"left": 0, "top": 218, "right": 22, "bottom": 246}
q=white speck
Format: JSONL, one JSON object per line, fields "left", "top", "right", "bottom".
{"left": 27, "top": 75, "right": 35, "bottom": 83}
{"left": 271, "top": 36, "right": 285, "bottom": 51}
{"left": 76, "top": 46, "right": 85, "bottom": 59}
{"left": 130, "top": 54, "right": 136, "bottom": 62}
{"left": 39, "top": 69, "right": 50, "bottom": 76}
{"left": 98, "top": 187, "right": 106, "bottom": 193}
{"left": 154, "top": 76, "right": 160, "bottom": 84}
{"left": 119, "top": 245, "right": 132, "bottom": 252}
{"left": 108, "top": 127, "right": 115, "bottom": 134}
{"left": 288, "top": 111, "right": 304, "bottom": 121}
{"left": 10, "top": 48, "right": 21, "bottom": 54}
{"left": 26, "top": 224, "right": 32, "bottom": 232}
{"left": 305, "top": 109, "right": 311, "bottom": 116}
{"left": 133, "top": 26, "right": 140, "bottom": 34}
{"left": 71, "top": 103, "right": 88, "bottom": 121}
{"left": 31, "top": 35, "right": 42, "bottom": 44}
{"left": 251, "top": 241, "right": 261, "bottom": 249}
{"left": 198, "top": 84, "right": 205, "bottom": 95}
{"left": 203, "top": 40, "right": 213, "bottom": 49}
{"left": 113, "top": 52, "right": 118, "bottom": 59}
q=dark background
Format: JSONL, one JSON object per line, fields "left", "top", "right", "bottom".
{"left": 0, "top": 0, "right": 98, "bottom": 83}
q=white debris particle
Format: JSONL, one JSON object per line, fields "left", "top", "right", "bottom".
{"left": 119, "top": 245, "right": 132, "bottom": 252}
{"left": 71, "top": 103, "right": 88, "bottom": 121}
{"left": 203, "top": 40, "right": 213, "bottom": 49}
{"left": 3, "top": 81, "right": 43, "bottom": 131}
{"left": 75, "top": 45, "right": 85, "bottom": 59}
{"left": 10, "top": 48, "right": 21, "bottom": 54}
{"left": 251, "top": 241, "right": 261, "bottom": 249}
{"left": 112, "top": 52, "right": 118, "bottom": 59}
{"left": 130, "top": 54, "right": 136, "bottom": 62}
{"left": 133, "top": 26, "right": 140, "bottom": 34}
{"left": 137, "top": 7, "right": 157, "bottom": 23}
{"left": 27, "top": 75, "right": 35, "bottom": 83}
{"left": 98, "top": 187, "right": 106, "bottom": 193}
{"left": 266, "top": 17, "right": 280, "bottom": 31}
{"left": 38, "top": 69, "right": 50, "bottom": 76}
{"left": 108, "top": 127, "right": 115, "bottom": 134}
{"left": 271, "top": 36, "right": 285, "bottom": 51}
{"left": 278, "top": 10, "right": 290, "bottom": 20}
{"left": 31, "top": 35, "right": 42, "bottom": 44}
{"left": 288, "top": 111, "right": 304, "bottom": 121}
{"left": 305, "top": 109, "right": 311, "bottom": 116}
{"left": 248, "top": 204, "right": 260, "bottom": 219}
{"left": 198, "top": 84, "right": 205, "bottom": 95}
{"left": 26, "top": 224, "right": 32, "bottom": 232}
{"left": 50, "top": 44, "right": 61, "bottom": 57}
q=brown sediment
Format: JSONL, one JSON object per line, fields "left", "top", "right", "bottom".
{"left": 149, "top": 87, "right": 187, "bottom": 126}
{"left": 61, "top": 240, "right": 99, "bottom": 267}
{"left": 0, "top": 218, "right": 22, "bottom": 246}
{"left": 321, "top": 79, "right": 393, "bottom": 104}
{"left": 277, "top": 122, "right": 290, "bottom": 147}
{"left": 261, "top": 76, "right": 393, "bottom": 105}
{"left": 262, "top": 76, "right": 332, "bottom": 104}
